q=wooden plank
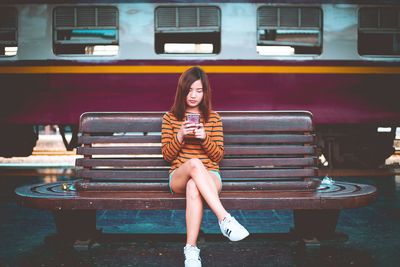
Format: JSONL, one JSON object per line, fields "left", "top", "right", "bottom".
{"left": 77, "top": 146, "right": 162, "bottom": 155}
{"left": 76, "top": 158, "right": 168, "bottom": 168}
{"left": 74, "top": 179, "right": 321, "bottom": 192}
{"left": 76, "top": 169, "right": 169, "bottom": 179}
{"left": 79, "top": 177, "right": 306, "bottom": 182}
{"left": 75, "top": 168, "right": 316, "bottom": 179}
{"left": 80, "top": 111, "right": 313, "bottom": 133}
{"left": 221, "top": 168, "right": 317, "bottom": 178}
{"left": 78, "top": 134, "right": 314, "bottom": 145}
{"left": 222, "top": 112, "right": 313, "bottom": 133}
{"left": 224, "top": 134, "right": 315, "bottom": 144}
{"left": 78, "top": 135, "right": 161, "bottom": 145}
{"left": 220, "top": 157, "right": 317, "bottom": 167}
{"left": 77, "top": 145, "right": 315, "bottom": 156}
{"left": 76, "top": 157, "right": 317, "bottom": 168}
{"left": 224, "top": 145, "right": 316, "bottom": 155}
{"left": 80, "top": 112, "right": 163, "bottom": 133}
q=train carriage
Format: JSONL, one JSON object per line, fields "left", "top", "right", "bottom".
{"left": 0, "top": 0, "right": 400, "bottom": 167}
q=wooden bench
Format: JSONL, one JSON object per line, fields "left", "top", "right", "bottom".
{"left": 15, "top": 111, "right": 377, "bottom": 245}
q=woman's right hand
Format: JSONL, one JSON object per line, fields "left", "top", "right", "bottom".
{"left": 177, "top": 121, "right": 197, "bottom": 143}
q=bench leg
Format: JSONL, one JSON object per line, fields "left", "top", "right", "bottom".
{"left": 48, "top": 210, "right": 101, "bottom": 249}
{"left": 292, "top": 209, "right": 346, "bottom": 242}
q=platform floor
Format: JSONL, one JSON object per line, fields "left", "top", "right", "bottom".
{"left": 0, "top": 168, "right": 400, "bottom": 267}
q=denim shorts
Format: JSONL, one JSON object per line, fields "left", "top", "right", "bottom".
{"left": 168, "top": 170, "right": 222, "bottom": 194}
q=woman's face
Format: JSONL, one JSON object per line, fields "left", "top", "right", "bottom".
{"left": 186, "top": 79, "right": 204, "bottom": 110}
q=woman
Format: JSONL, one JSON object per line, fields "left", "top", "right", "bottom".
{"left": 161, "top": 66, "right": 249, "bottom": 267}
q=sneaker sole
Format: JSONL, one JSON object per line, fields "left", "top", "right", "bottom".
{"left": 226, "top": 231, "right": 250, "bottom": 242}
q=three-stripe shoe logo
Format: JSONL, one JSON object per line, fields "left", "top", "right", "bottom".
{"left": 225, "top": 228, "right": 232, "bottom": 237}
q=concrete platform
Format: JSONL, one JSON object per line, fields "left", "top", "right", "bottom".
{"left": 1, "top": 169, "right": 400, "bottom": 266}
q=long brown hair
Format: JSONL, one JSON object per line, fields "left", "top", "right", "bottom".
{"left": 170, "top": 66, "right": 212, "bottom": 122}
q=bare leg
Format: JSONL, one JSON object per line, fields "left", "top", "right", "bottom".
{"left": 185, "top": 179, "right": 203, "bottom": 246}
{"left": 170, "top": 158, "right": 226, "bottom": 221}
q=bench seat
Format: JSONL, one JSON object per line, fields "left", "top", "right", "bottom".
{"left": 17, "top": 180, "right": 375, "bottom": 210}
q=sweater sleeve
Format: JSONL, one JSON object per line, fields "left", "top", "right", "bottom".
{"left": 201, "top": 113, "right": 224, "bottom": 163}
{"left": 161, "top": 113, "right": 183, "bottom": 162}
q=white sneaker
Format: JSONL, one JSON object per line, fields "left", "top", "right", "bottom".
{"left": 184, "top": 244, "right": 201, "bottom": 267}
{"left": 219, "top": 214, "right": 250, "bottom": 241}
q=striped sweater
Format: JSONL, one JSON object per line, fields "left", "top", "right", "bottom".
{"left": 161, "top": 111, "right": 224, "bottom": 173}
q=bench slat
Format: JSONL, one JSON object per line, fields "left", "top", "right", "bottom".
{"left": 80, "top": 113, "right": 162, "bottom": 133}
{"left": 222, "top": 168, "right": 317, "bottom": 178}
{"left": 76, "top": 158, "right": 169, "bottom": 167}
{"left": 76, "top": 169, "right": 168, "bottom": 179}
{"left": 224, "top": 134, "right": 315, "bottom": 144}
{"left": 74, "top": 179, "right": 321, "bottom": 191}
{"left": 78, "top": 134, "right": 314, "bottom": 145}
{"left": 78, "top": 135, "right": 161, "bottom": 144}
{"left": 76, "top": 168, "right": 316, "bottom": 179}
{"left": 225, "top": 145, "right": 315, "bottom": 155}
{"left": 77, "top": 146, "right": 162, "bottom": 155}
{"left": 77, "top": 145, "right": 316, "bottom": 156}
{"left": 76, "top": 157, "right": 317, "bottom": 168}
{"left": 222, "top": 112, "right": 313, "bottom": 133}
{"left": 80, "top": 111, "right": 313, "bottom": 133}
{"left": 221, "top": 157, "right": 317, "bottom": 167}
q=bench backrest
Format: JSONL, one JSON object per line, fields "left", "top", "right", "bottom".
{"left": 75, "top": 111, "right": 318, "bottom": 190}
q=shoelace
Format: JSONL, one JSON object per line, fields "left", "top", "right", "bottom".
{"left": 223, "top": 216, "right": 243, "bottom": 233}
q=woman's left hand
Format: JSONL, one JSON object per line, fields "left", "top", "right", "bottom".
{"left": 194, "top": 123, "right": 206, "bottom": 140}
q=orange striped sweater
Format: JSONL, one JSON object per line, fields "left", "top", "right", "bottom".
{"left": 161, "top": 111, "right": 224, "bottom": 173}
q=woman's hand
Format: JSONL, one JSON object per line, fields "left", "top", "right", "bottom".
{"left": 177, "top": 121, "right": 198, "bottom": 143}
{"left": 194, "top": 123, "right": 206, "bottom": 140}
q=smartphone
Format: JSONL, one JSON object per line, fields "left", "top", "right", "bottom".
{"left": 187, "top": 114, "right": 200, "bottom": 124}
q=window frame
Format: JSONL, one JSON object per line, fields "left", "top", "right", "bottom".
{"left": 52, "top": 5, "right": 119, "bottom": 56}
{"left": 256, "top": 5, "right": 323, "bottom": 56}
{"left": 0, "top": 7, "right": 18, "bottom": 57}
{"left": 358, "top": 7, "right": 400, "bottom": 57}
{"left": 154, "top": 5, "right": 221, "bottom": 55}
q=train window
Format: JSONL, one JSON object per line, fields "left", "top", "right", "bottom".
{"left": 358, "top": 7, "right": 400, "bottom": 56}
{"left": 0, "top": 7, "right": 18, "bottom": 57}
{"left": 53, "top": 6, "right": 119, "bottom": 56}
{"left": 155, "top": 6, "right": 220, "bottom": 54}
{"left": 257, "top": 7, "right": 322, "bottom": 56}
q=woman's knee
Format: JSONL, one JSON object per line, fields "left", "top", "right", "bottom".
{"left": 187, "top": 158, "right": 204, "bottom": 172}
{"left": 186, "top": 179, "right": 201, "bottom": 199}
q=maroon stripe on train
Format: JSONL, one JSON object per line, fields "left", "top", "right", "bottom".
{"left": 0, "top": 72, "right": 399, "bottom": 125}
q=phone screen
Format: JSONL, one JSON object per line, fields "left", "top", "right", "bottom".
{"left": 187, "top": 114, "right": 200, "bottom": 124}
